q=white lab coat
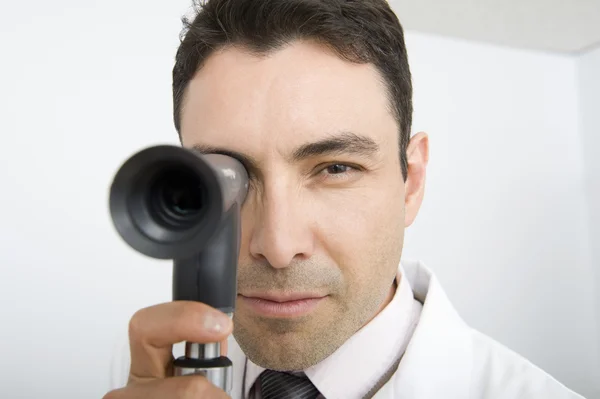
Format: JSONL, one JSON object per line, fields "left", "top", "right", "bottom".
{"left": 109, "top": 259, "right": 586, "bottom": 398}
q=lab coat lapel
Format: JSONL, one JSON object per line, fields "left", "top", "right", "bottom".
{"left": 373, "top": 260, "right": 473, "bottom": 399}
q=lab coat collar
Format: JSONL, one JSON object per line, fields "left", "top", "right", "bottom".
{"left": 376, "top": 259, "right": 473, "bottom": 399}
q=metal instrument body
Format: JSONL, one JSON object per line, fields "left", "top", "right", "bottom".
{"left": 174, "top": 342, "right": 233, "bottom": 392}
{"left": 109, "top": 145, "right": 249, "bottom": 393}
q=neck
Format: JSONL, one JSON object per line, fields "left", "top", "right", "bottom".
{"left": 365, "top": 275, "right": 399, "bottom": 326}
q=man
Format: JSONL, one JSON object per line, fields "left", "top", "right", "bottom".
{"left": 104, "top": 0, "right": 585, "bottom": 398}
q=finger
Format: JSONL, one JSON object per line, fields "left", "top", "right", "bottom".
{"left": 128, "top": 301, "right": 233, "bottom": 381}
{"left": 104, "top": 374, "right": 230, "bottom": 399}
{"left": 220, "top": 337, "right": 228, "bottom": 357}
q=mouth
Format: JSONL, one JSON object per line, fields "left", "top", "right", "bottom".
{"left": 238, "top": 293, "right": 327, "bottom": 318}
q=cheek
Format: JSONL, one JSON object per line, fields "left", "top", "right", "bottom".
{"left": 313, "top": 186, "right": 405, "bottom": 265}
{"left": 317, "top": 182, "right": 402, "bottom": 228}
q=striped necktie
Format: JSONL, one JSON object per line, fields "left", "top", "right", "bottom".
{"left": 257, "top": 369, "right": 321, "bottom": 399}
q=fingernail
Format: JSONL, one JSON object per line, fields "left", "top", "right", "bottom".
{"left": 203, "top": 311, "right": 231, "bottom": 333}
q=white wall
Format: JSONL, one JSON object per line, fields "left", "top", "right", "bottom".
{"left": 578, "top": 44, "right": 600, "bottom": 396}
{"left": 402, "top": 32, "right": 600, "bottom": 397}
{"left": 0, "top": 1, "right": 597, "bottom": 398}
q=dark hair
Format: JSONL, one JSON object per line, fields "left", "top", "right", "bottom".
{"left": 173, "top": 0, "right": 413, "bottom": 180}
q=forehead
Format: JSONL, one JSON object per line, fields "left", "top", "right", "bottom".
{"left": 179, "top": 40, "right": 397, "bottom": 153}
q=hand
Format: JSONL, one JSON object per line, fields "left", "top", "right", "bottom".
{"left": 103, "top": 301, "right": 233, "bottom": 398}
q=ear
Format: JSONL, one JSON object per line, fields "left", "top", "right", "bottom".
{"left": 404, "top": 132, "right": 429, "bottom": 227}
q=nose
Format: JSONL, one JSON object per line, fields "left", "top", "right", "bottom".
{"left": 248, "top": 185, "right": 314, "bottom": 269}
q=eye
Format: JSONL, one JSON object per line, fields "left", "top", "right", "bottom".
{"left": 326, "top": 164, "right": 352, "bottom": 175}
{"left": 316, "top": 163, "right": 361, "bottom": 182}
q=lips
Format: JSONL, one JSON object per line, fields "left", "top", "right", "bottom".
{"left": 241, "top": 292, "right": 326, "bottom": 302}
{"left": 238, "top": 292, "right": 326, "bottom": 317}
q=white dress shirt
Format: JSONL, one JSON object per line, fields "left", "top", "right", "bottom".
{"left": 243, "top": 266, "right": 423, "bottom": 399}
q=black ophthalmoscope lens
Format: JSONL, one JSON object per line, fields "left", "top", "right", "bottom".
{"left": 151, "top": 168, "right": 205, "bottom": 228}
{"left": 163, "top": 179, "right": 203, "bottom": 215}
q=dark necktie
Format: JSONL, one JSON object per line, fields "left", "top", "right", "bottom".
{"left": 258, "top": 369, "right": 321, "bottom": 399}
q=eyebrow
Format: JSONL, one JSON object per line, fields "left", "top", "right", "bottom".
{"left": 289, "top": 132, "right": 379, "bottom": 162}
{"left": 191, "top": 131, "right": 380, "bottom": 175}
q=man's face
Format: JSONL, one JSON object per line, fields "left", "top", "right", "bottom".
{"left": 180, "top": 40, "right": 418, "bottom": 370}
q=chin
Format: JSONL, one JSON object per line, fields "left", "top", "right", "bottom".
{"left": 234, "top": 320, "right": 343, "bottom": 371}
